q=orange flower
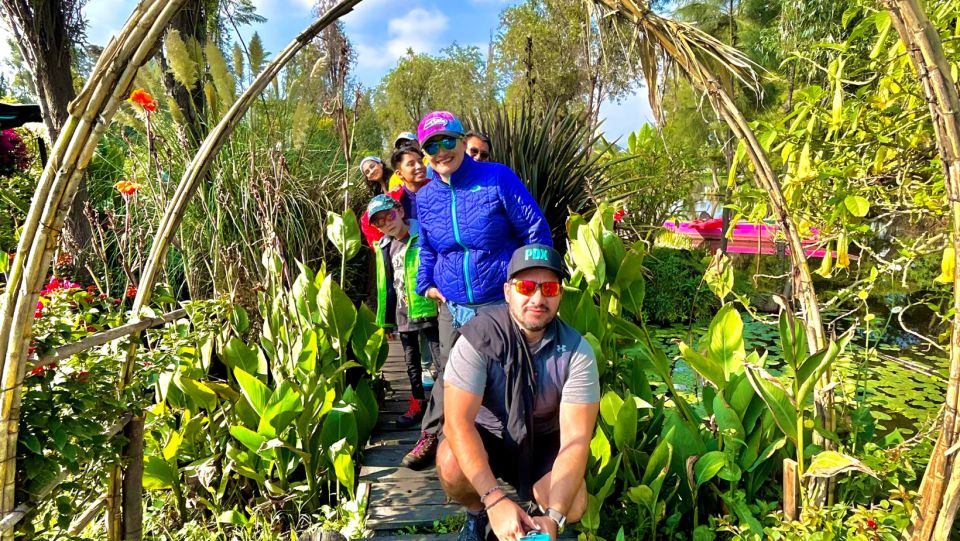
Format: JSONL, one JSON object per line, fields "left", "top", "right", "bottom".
{"left": 114, "top": 180, "right": 139, "bottom": 196}
{"left": 129, "top": 88, "right": 157, "bottom": 113}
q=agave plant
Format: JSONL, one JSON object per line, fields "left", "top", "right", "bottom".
{"left": 469, "top": 103, "right": 622, "bottom": 248}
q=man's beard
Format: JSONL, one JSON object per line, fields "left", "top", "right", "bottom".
{"left": 512, "top": 304, "right": 554, "bottom": 333}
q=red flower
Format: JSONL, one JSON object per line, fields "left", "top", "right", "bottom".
{"left": 129, "top": 88, "right": 158, "bottom": 113}
{"left": 86, "top": 325, "right": 96, "bottom": 332}
{"left": 111, "top": 298, "right": 121, "bottom": 306}
{"left": 126, "top": 285, "right": 137, "bottom": 298}
{"left": 34, "top": 300, "right": 43, "bottom": 318}
{"left": 29, "top": 363, "right": 54, "bottom": 377}
{"left": 74, "top": 371, "right": 90, "bottom": 383}
{"left": 27, "top": 347, "right": 35, "bottom": 355}
{"left": 613, "top": 209, "right": 626, "bottom": 223}
{"left": 114, "top": 180, "right": 139, "bottom": 196}
{"left": 866, "top": 518, "right": 877, "bottom": 530}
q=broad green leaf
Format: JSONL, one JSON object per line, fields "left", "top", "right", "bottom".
{"left": 567, "top": 214, "right": 606, "bottom": 292}
{"left": 804, "top": 450, "right": 878, "bottom": 479}
{"left": 177, "top": 376, "right": 218, "bottom": 411}
{"left": 843, "top": 195, "right": 870, "bottom": 218}
{"left": 744, "top": 366, "right": 798, "bottom": 444}
{"left": 229, "top": 305, "right": 249, "bottom": 334}
{"left": 333, "top": 449, "right": 356, "bottom": 499}
{"left": 321, "top": 405, "right": 359, "bottom": 458}
{"left": 679, "top": 342, "right": 724, "bottom": 390}
{"left": 694, "top": 451, "right": 726, "bottom": 487}
{"left": 748, "top": 437, "right": 787, "bottom": 472}
{"left": 143, "top": 456, "right": 178, "bottom": 490}
{"left": 590, "top": 426, "right": 611, "bottom": 471}
{"left": 704, "top": 252, "right": 734, "bottom": 301}
{"left": 326, "top": 210, "right": 361, "bottom": 261}
{"left": 162, "top": 431, "right": 183, "bottom": 462}
{"left": 569, "top": 290, "right": 601, "bottom": 339}
{"left": 582, "top": 333, "right": 604, "bottom": 378}
{"left": 778, "top": 312, "right": 808, "bottom": 372}
{"left": 713, "top": 394, "right": 746, "bottom": 449}
{"left": 613, "top": 392, "right": 638, "bottom": 452}
{"left": 217, "top": 509, "right": 250, "bottom": 526}
{"left": 317, "top": 275, "right": 357, "bottom": 351}
{"left": 258, "top": 381, "right": 303, "bottom": 438}
{"left": 230, "top": 425, "right": 267, "bottom": 454}
{"left": 705, "top": 305, "right": 745, "bottom": 382}
{"left": 796, "top": 335, "right": 849, "bottom": 405}
{"left": 581, "top": 494, "right": 601, "bottom": 530}
{"left": 221, "top": 337, "right": 259, "bottom": 375}
{"left": 350, "top": 304, "right": 379, "bottom": 367}
{"left": 599, "top": 391, "right": 623, "bottom": 427}
{"left": 642, "top": 438, "right": 672, "bottom": 488}
{"left": 234, "top": 368, "right": 270, "bottom": 418}
{"left": 601, "top": 230, "right": 626, "bottom": 281}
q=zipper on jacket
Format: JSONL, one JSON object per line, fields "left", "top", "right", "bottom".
{"left": 448, "top": 183, "right": 474, "bottom": 303}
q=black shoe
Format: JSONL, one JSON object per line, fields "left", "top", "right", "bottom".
{"left": 458, "top": 510, "right": 489, "bottom": 541}
{"left": 400, "top": 431, "right": 438, "bottom": 469}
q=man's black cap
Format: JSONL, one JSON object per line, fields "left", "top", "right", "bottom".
{"left": 507, "top": 244, "right": 565, "bottom": 279}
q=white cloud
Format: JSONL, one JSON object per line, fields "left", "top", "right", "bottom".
{"left": 351, "top": 6, "right": 448, "bottom": 73}
{"left": 341, "top": 0, "right": 395, "bottom": 31}
{"left": 385, "top": 8, "right": 448, "bottom": 59}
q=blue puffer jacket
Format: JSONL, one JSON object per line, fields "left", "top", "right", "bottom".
{"left": 415, "top": 156, "right": 553, "bottom": 304}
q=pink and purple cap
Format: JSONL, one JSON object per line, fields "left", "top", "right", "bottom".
{"left": 417, "top": 111, "right": 465, "bottom": 144}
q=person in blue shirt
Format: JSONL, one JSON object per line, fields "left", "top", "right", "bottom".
{"left": 398, "top": 110, "right": 552, "bottom": 471}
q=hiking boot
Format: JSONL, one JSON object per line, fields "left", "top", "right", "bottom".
{"left": 458, "top": 510, "right": 489, "bottom": 541}
{"left": 396, "top": 397, "right": 426, "bottom": 429}
{"left": 401, "top": 431, "right": 438, "bottom": 469}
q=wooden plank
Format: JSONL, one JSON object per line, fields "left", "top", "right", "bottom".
{"left": 360, "top": 464, "right": 439, "bottom": 482}
{"left": 367, "top": 504, "right": 463, "bottom": 530}
{"left": 369, "top": 484, "right": 450, "bottom": 507}
{"left": 367, "top": 429, "right": 422, "bottom": 447}
{"left": 783, "top": 458, "right": 798, "bottom": 521}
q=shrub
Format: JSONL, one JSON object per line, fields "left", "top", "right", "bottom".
{"left": 643, "top": 247, "right": 718, "bottom": 325}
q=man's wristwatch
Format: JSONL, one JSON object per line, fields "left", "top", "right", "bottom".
{"left": 545, "top": 508, "right": 566, "bottom": 529}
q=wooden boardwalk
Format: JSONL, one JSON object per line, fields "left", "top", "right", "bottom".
{"left": 361, "top": 339, "right": 574, "bottom": 539}
{"left": 362, "top": 339, "right": 460, "bottom": 535}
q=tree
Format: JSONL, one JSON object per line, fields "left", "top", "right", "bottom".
{"left": 493, "top": 0, "right": 640, "bottom": 125}
{"left": 0, "top": 0, "right": 92, "bottom": 271}
{"left": 374, "top": 44, "right": 492, "bottom": 137}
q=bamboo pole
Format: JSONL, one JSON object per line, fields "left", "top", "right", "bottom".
{"left": 30, "top": 308, "right": 186, "bottom": 371}
{"left": 0, "top": 0, "right": 187, "bottom": 537}
{"left": 877, "top": 0, "right": 960, "bottom": 539}
{"left": 103, "top": 2, "right": 366, "bottom": 537}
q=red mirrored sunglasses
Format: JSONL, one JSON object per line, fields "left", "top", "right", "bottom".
{"left": 511, "top": 279, "right": 561, "bottom": 297}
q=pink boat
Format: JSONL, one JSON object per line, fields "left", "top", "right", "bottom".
{"left": 662, "top": 219, "right": 836, "bottom": 258}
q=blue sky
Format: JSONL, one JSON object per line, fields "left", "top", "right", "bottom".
{"left": 4, "top": 0, "right": 653, "bottom": 141}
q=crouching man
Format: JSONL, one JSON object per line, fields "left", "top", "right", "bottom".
{"left": 437, "top": 244, "right": 601, "bottom": 541}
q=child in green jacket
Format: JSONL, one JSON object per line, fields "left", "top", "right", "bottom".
{"left": 368, "top": 194, "right": 441, "bottom": 428}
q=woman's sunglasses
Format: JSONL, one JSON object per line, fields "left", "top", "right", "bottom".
{"left": 468, "top": 148, "right": 490, "bottom": 160}
{"left": 511, "top": 279, "right": 562, "bottom": 297}
{"left": 371, "top": 209, "right": 398, "bottom": 227}
{"left": 423, "top": 136, "right": 460, "bottom": 156}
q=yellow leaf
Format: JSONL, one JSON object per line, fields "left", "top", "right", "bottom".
{"left": 816, "top": 245, "right": 833, "bottom": 278}
{"left": 837, "top": 233, "right": 850, "bottom": 269}
{"left": 935, "top": 247, "right": 955, "bottom": 284}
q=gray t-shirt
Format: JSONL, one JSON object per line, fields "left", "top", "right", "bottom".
{"left": 445, "top": 319, "right": 601, "bottom": 435}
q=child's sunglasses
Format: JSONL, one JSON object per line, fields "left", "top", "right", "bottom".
{"left": 371, "top": 209, "right": 398, "bottom": 227}
{"left": 511, "top": 279, "right": 562, "bottom": 297}
{"left": 423, "top": 136, "right": 460, "bottom": 155}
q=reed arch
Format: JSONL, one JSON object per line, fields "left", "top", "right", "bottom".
{"left": 0, "top": 0, "right": 362, "bottom": 538}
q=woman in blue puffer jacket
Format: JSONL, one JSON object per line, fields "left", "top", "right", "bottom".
{"left": 397, "top": 110, "right": 552, "bottom": 471}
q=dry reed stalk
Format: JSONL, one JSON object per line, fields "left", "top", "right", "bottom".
{"left": 875, "top": 0, "right": 960, "bottom": 538}
{"left": 0, "top": 0, "right": 187, "bottom": 536}
{"left": 101, "top": 2, "right": 365, "bottom": 537}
